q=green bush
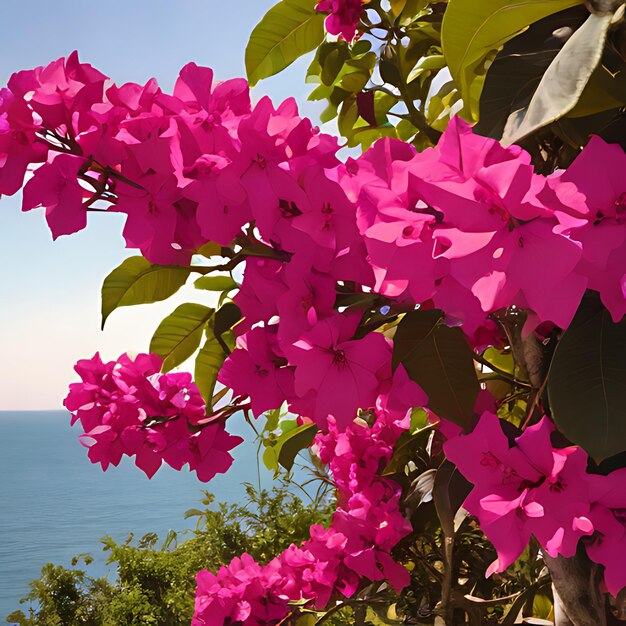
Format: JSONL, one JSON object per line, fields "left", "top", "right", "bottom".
{"left": 6, "top": 485, "right": 334, "bottom": 626}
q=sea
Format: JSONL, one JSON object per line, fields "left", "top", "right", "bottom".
{"left": 0, "top": 410, "right": 276, "bottom": 622}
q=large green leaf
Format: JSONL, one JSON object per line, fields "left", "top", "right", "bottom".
{"left": 502, "top": 11, "right": 614, "bottom": 145}
{"left": 392, "top": 310, "right": 479, "bottom": 428}
{"left": 442, "top": 0, "right": 582, "bottom": 120}
{"left": 101, "top": 256, "right": 190, "bottom": 329}
{"left": 150, "top": 303, "right": 214, "bottom": 372}
{"left": 245, "top": 0, "right": 325, "bottom": 86}
{"left": 194, "top": 321, "right": 227, "bottom": 410}
{"left": 548, "top": 296, "right": 626, "bottom": 461}
{"left": 475, "top": 5, "right": 588, "bottom": 139}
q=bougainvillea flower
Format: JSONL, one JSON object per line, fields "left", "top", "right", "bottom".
{"left": 285, "top": 314, "right": 393, "bottom": 427}
{"left": 316, "top": 0, "right": 366, "bottom": 41}
{"left": 22, "top": 154, "right": 86, "bottom": 238}
{"left": 218, "top": 326, "right": 295, "bottom": 417}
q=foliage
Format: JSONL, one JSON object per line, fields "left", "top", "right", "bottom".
{"left": 6, "top": 486, "right": 334, "bottom": 626}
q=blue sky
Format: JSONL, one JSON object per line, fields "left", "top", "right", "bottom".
{"left": 0, "top": 0, "right": 328, "bottom": 410}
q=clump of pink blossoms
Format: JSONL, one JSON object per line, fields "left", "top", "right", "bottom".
{"left": 193, "top": 368, "right": 424, "bottom": 625}
{"left": 316, "top": 0, "right": 367, "bottom": 41}
{"left": 64, "top": 352, "right": 242, "bottom": 481}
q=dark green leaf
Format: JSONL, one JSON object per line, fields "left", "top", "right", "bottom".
{"left": 101, "top": 256, "right": 190, "bottom": 329}
{"left": 150, "top": 303, "right": 214, "bottom": 372}
{"left": 475, "top": 5, "right": 588, "bottom": 139}
{"left": 393, "top": 310, "right": 479, "bottom": 428}
{"left": 442, "top": 0, "right": 583, "bottom": 120}
{"left": 548, "top": 295, "right": 626, "bottom": 461}
{"left": 502, "top": 12, "right": 614, "bottom": 145}
{"left": 213, "top": 302, "right": 242, "bottom": 343}
{"left": 245, "top": 0, "right": 325, "bottom": 86}
{"left": 433, "top": 460, "right": 471, "bottom": 538}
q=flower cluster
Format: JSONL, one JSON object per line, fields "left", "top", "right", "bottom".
{"left": 315, "top": 0, "right": 367, "bottom": 41}
{"left": 342, "top": 117, "right": 626, "bottom": 339}
{"left": 2, "top": 52, "right": 342, "bottom": 266}
{"left": 445, "top": 412, "right": 626, "bottom": 596}
{"left": 193, "top": 369, "right": 422, "bottom": 625}
{"left": 64, "top": 352, "right": 242, "bottom": 481}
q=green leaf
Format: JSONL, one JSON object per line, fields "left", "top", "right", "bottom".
{"left": 502, "top": 11, "right": 614, "bottom": 145}
{"left": 101, "top": 256, "right": 190, "bottom": 329}
{"left": 194, "top": 322, "right": 227, "bottom": 409}
{"left": 392, "top": 310, "right": 479, "bottom": 428}
{"left": 433, "top": 460, "right": 471, "bottom": 538}
{"left": 548, "top": 295, "right": 626, "bottom": 461}
{"left": 442, "top": 0, "right": 582, "bottom": 120}
{"left": 474, "top": 6, "right": 588, "bottom": 139}
{"left": 213, "top": 302, "right": 242, "bottom": 341}
{"left": 263, "top": 423, "right": 318, "bottom": 473}
{"left": 194, "top": 275, "right": 238, "bottom": 292}
{"left": 195, "top": 241, "right": 222, "bottom": 259}
{"left": 150, "top": 303, "right": 214, "bottom": 372}
{"left": 245, "top": 0, "right": 325, "bottom": 86}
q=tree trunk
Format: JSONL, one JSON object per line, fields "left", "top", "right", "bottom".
{"left": 542, "top": 553, "right": 606, "bottom": 626}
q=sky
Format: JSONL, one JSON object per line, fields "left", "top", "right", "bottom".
{"left": 0, "top": 0, "right": 329, "bottom": 410}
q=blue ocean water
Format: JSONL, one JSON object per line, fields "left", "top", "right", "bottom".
{"left": 0, "top": 410, "right": 271, "bottom": 621}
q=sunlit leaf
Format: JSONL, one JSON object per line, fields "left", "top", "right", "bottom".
{"left": 245, "top": 0, "right": 325, "bottom": 86}
{"left": 101, "top": 256, "right": 190, "bottom": 329}
{"left": 150, "top": 303, "right": 214, "bottom": 372}
{"left": 194, "top": 320, "right": 227, "bottom": 409}
{"left": 194, "top": 275, "right": 238, "bottom": 292}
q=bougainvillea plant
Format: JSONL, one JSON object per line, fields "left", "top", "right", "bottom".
{"left": 4, "top": 0, "right": 626, "bottom": 624}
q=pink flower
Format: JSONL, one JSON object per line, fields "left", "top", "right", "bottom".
{"left": 218, "top": 326, "right": 295, "bottom": 417}
{"left": 285, "top": 314, "right": 393, "bottom": 427}
{"left": 22, "top": 154, "right": 87, "bottom": 239}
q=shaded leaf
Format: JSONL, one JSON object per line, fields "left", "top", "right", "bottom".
{"left": 150, "top": 303, "right": 214, "bottom": 372}
{"left": 548, "top": 295, "right": 626, "bottom": 461}
{"left": 101, "top": 256, "right": 190, "bottom": 329}
{"left": 213, "top": 302, "right": 242, "bottom": 344}
{"left": 442, "top": 0, "right": 582, "bottom": 120}
{"left": 503, "top": 11, "right": 614, "bottom": 145}
{"left": 245, "top": 0, "right": 325, "bottom": 86}
{"left": 433, "top": 460, "right": 472, "bottom": 538}
{"left": 393, "top": 310, "right": 480, "bottom": 427}
{"left": 475, "top": 5, "right": 589, "bottom": 139}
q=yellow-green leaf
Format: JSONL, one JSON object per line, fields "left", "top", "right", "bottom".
{"left": 194, "top": 321, "right": 228, "bottom": 409}
{"left": 442, "top": 0, "right": 582, "bottom": 120}
{"left": 246, "top": 0, "right": 325, "bottom": 86}
{"left": 101, "top": 256, "right": 190, "bottom": 329}
{"left": 150, "top": 303, "right": 214, "bottom": 372}
{"left": 194, "top": 275, "right": 238, "bottom": 292}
